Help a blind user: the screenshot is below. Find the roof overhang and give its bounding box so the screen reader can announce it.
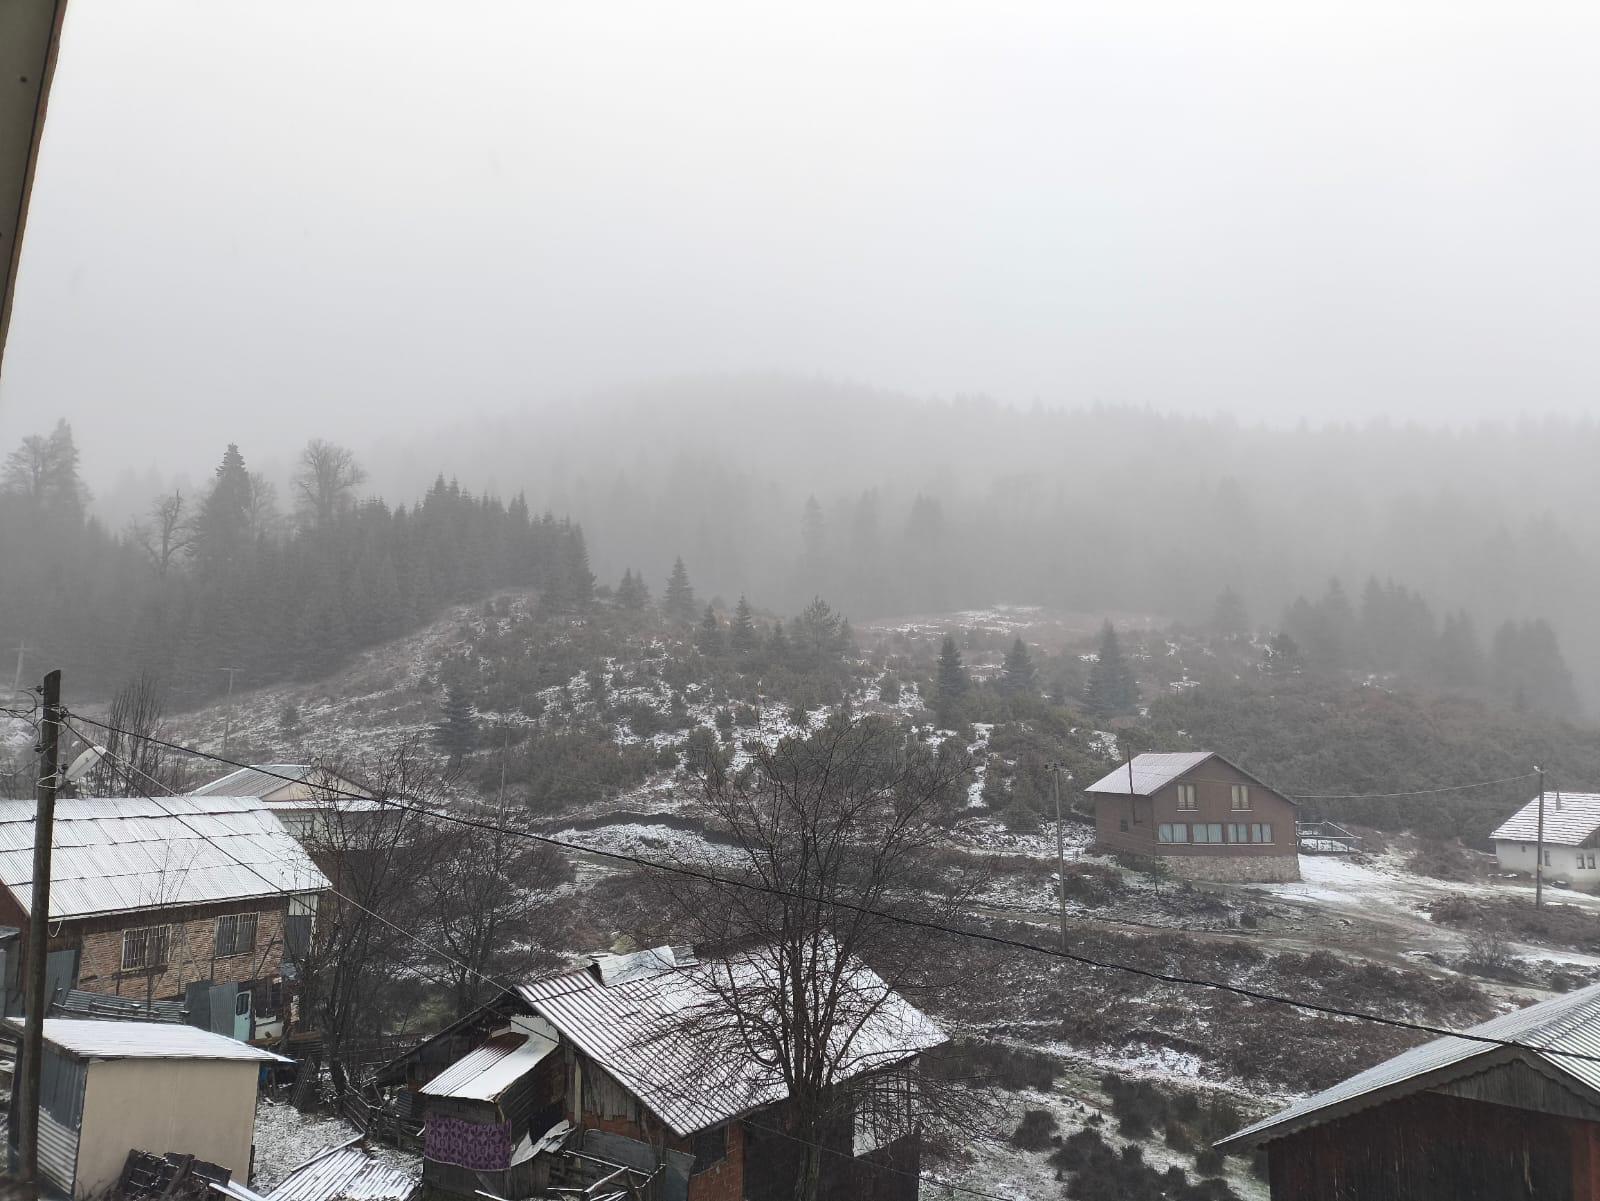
[1215,1045,1600,1153]
[0,0,67,370]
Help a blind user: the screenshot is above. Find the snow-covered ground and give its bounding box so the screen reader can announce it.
[252,1101,418,1188]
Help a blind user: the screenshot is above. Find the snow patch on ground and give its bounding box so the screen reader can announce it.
[252,1101,418,1188]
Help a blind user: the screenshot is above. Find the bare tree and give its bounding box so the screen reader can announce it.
[293,439,366,531]
[422,798,574,1017]
[85,673,177,796]
[129,491,190,577]
[654,713,981,1201]
[297,735,452,1095]
[244,471,282,540]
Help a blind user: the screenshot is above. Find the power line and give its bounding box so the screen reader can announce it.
[64,724,1017,1201]
[61,710,1600,1069]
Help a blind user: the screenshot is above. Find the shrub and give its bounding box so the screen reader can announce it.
[1011,1108,1059,1151]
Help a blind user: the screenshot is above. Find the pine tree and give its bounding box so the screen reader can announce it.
[730,595,757,654]
[698,604,725,655]
[1209,588,1250,641]
[1000,638,1037,697]
[1085,621,1139,717]
[617,568,650,610]
[664,557,697,622]
[935,635,968,725]
[434,683,478,767]
[1431,611,1485,690]
[1263,631,1303,676]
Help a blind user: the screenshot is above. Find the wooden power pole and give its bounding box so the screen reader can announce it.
[16,668,60,1185]
[1535,765,1546,910]
[1049,763,1068,952]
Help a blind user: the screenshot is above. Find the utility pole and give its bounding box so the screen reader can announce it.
[1049,762,1069,952]
[10,641,24,698]
[218,666,242,758]
[1535,765,1546,910]
[17,668,60,1185]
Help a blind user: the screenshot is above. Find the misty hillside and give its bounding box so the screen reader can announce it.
[368,376,1600,706]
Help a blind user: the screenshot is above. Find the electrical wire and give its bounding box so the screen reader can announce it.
[60,710,1600,1068]
[61,724,1017,1201]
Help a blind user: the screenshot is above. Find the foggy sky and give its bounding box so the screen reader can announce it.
[4,0,1600,487]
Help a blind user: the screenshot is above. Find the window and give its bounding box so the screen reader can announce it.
[1253,823,1273,844]
[1230,785,1251,811]
[121,925,170,971]
[1544,849,1553,867]
[1158,823,1188,844]
[1119,818,1130,833]
[1192,823,1224,844]
[1226,823,1248,844]
[690,1125,727,1173]
[1589,854,1597,870]
[215,912,258,958]
[1176,784,1197,811]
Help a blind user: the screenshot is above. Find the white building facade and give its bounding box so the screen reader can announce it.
[1490,791,1600,889]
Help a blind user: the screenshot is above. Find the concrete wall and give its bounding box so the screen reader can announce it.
[74,1057,259,1195]
[1496,840,1600,889]
[1165,853,1301,883]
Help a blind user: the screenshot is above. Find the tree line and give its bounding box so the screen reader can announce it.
[0,423,591,704]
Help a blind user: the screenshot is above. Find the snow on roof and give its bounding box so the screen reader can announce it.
[0,796,330,919]
[263,1139,419,1201]
[1083,752,1217,796]
[516,944,946,1137]
[419,1023,558,1101]
[191,765,318,798]
[1218,982,1600,1150]
[1491,792,1600,847]
[191,765,372,802]
[15,1017,290,1063]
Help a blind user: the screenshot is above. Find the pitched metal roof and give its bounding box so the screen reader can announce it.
[263,1139,419,1201]
[14,1017,290,1062]
[1491,792,1600,847]
[419,1024,558,1101]
[1217,982,1600,1150]
[515,945,946,1137]
[1083,751,1219,796]
[191,765,318,798]
[0,796,330,919]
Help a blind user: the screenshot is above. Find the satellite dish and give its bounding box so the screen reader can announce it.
[64,745,107,784]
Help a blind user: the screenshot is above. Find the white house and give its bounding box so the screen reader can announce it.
[1490,791,1600,888]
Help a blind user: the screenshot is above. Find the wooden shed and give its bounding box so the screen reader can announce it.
[1217,982,1600,1200]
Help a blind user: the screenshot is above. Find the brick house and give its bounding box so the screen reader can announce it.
[375,945,944,1201]
[0,796,329,1035]
[1086,751,1300,882]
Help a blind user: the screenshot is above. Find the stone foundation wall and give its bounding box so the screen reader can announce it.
[1164,854,1301,883]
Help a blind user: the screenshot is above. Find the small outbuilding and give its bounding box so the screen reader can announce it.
[1491,791,1600,888]
[8,1017,287,1198]
[1217,982,1600,1200]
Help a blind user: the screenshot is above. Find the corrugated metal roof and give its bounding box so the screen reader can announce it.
[1491,792,1600,847]
[12,1017,290,1062]
[1218,982,1600,1150]
[190,765,316,798]
[0,796,330,919]
[419,1026,558,1101]
[516,945,946,1137]
[1084,752,1217,796]
[265,1139,419,1201]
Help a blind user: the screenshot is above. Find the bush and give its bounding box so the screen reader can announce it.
[1011,1108,1059,1151]
[923,1038,1059,1091]
[1194,1147,1226,1177]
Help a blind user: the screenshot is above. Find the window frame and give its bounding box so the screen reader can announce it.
[1230,784,1251,811]
[690,1124,728,1174]
[1252,823,1273,844]
[1158,823,1189,844]
[1175,784,1198,812]
[1192,823,1224,844]
[121,924,171,971]
[215,911,259,959]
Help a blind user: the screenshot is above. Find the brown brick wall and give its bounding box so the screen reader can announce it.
[688,1121,744,1201]
[1093,757,1299,870]
[71,901,288,1000]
